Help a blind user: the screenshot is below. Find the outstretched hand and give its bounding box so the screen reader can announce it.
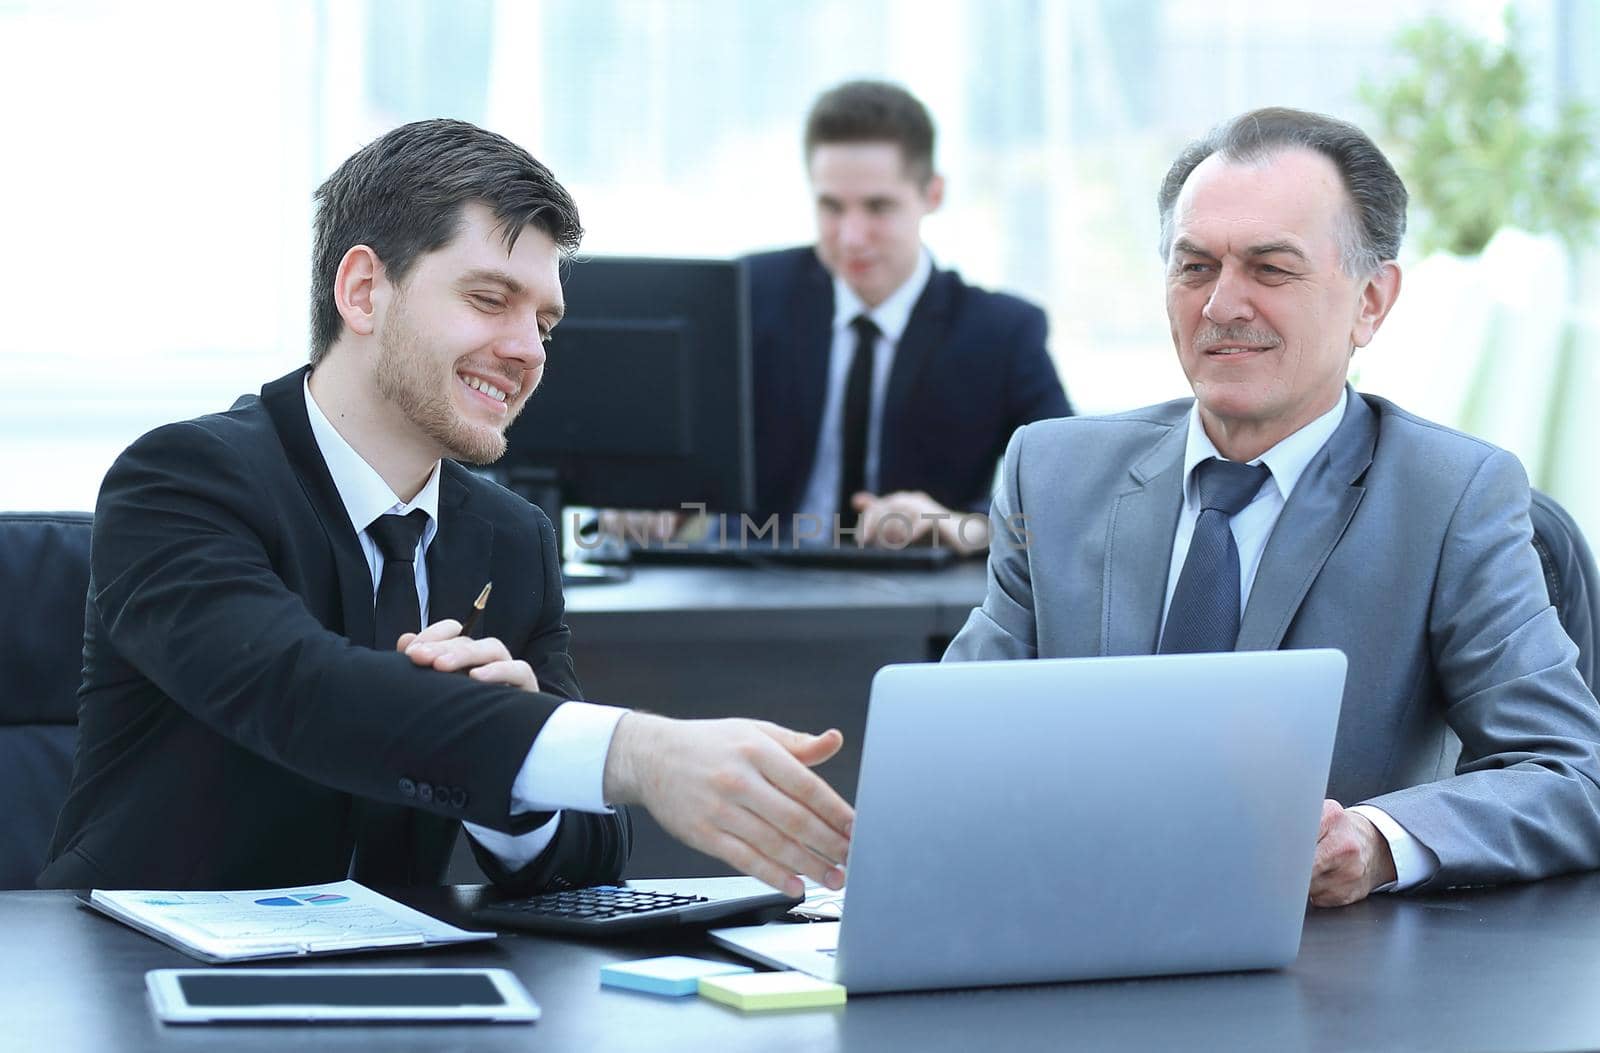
[602,714,853,897]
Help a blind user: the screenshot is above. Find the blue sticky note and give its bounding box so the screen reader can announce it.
[600,956,754,997]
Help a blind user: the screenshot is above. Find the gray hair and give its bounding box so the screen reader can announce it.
[1156,107,1407,277]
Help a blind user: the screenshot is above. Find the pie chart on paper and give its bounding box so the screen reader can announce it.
[253,893,352,907]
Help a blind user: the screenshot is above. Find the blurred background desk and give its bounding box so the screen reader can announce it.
[454,561,988,881]
[11,873,1600,1052]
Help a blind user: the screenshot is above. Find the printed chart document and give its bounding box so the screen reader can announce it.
[84,880,494,963]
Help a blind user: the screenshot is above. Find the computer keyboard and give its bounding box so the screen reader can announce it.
[473,883,802,937]
[626,538,961,571]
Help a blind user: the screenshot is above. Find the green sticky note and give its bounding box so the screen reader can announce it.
[698,970,847,1011]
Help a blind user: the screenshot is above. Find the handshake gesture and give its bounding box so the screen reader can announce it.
[604,715,852,897]
[398,618,852,896]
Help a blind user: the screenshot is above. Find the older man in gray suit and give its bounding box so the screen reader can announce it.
[946,107,1600,907]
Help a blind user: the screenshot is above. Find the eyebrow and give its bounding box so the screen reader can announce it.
[1245,241,1310,263]
[459,268,526,295]
[1171,238,1216,260]
[1170,238,1310,264]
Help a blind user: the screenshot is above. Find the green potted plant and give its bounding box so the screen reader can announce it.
[1362,11,1600,258]
[1355,12,1600,535]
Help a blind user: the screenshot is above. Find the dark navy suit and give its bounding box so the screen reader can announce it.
[746,247,1071,515]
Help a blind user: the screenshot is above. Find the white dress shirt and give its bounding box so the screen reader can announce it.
[797,250,934,521]
[303,379,626,872]
[1161,391,1438,892]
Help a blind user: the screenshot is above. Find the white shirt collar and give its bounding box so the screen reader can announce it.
[1181,388,1348,507]
[302,375,442,542]
[831,248,933,344]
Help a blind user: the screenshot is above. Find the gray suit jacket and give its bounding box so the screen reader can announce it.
[946,390,1600,889]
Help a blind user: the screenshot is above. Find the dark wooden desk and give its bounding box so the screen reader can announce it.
[10,875,1600,1051]
[451,562,987,881]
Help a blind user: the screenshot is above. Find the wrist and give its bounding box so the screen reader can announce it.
[1353,812,1398,890]
[601,711,652,805]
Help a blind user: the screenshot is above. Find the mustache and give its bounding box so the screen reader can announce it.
[1194,324,1281,350]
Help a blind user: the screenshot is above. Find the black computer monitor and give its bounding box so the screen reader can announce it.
[496,256,755,575]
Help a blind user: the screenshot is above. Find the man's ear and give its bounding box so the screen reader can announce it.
[1352,261,1401,348]
[922,172,946,213]
[333,245,384,339]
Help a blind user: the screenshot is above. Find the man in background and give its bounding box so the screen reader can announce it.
[41,119,851,898]
[745,80,1071,551]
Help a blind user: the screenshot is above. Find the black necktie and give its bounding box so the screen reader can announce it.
[367,509,430,652]
[351,509,430,885]
[1158,459,1271,655]
[838,314,880,526]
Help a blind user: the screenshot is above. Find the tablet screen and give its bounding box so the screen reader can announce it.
[176,972,507,1008]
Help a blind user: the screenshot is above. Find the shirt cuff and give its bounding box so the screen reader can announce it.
[464,814,561,872]
[511,700,629,814]
[1349,804,1439,892]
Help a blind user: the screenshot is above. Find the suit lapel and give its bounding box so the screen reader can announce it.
[1237,392,1376,651]
[1103,416,1189,656]
[878,266,953,484]
[786,254,835,506]
[259,368,377,647]
[426,467,494,630]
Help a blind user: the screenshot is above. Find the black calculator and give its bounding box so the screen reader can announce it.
[473,878,802,937]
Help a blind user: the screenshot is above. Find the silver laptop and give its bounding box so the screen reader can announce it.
[713,649,1346,993]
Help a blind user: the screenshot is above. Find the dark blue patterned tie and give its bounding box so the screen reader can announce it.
[1159,458,1271,655]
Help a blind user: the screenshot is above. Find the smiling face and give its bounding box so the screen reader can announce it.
[371,201,564,464]
[1164,148,1398,460]
[810,141,942,308]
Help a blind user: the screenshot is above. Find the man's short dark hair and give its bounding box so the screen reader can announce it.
[309,118,583,365]
[804,80,936,186]
[1156,107,1408,276]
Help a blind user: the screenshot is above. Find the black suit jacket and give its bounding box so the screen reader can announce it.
[40,368,629,891]
[746,247,1072,515]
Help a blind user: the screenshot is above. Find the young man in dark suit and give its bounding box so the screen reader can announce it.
[40,120,852,896]
[747,80,1071,551]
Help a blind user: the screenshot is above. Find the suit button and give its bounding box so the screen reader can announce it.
[449,788,468,809]
[418,781,434,803]
[398,778,416,799]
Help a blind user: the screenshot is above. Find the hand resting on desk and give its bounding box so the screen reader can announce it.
[1309,799,1397,908]
[850,490,989,555]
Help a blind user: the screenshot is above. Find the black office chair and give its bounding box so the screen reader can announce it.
[1530,489,1599,694]
[0,512,92,888]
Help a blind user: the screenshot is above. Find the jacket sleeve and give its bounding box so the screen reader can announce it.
[91,421,565,833]
[1004,304,1071,428]
[1362,449,1600,887]
[944,426,1042,662]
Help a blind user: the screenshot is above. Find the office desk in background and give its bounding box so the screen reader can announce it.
[452,561,988,882]
[9,875,1600,1052]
